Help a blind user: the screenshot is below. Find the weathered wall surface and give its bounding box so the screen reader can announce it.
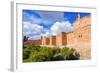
[56,34,62,47]
[23,40,42,46]
[67,15,91,60]
[41,37,50,46]
[56,32,67,47]
[67,32,75,46]
[50,36,56,46]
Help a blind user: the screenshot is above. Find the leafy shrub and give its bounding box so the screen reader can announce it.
[68,52,80,60]
[29,52,47,62]
[52,47,60,55]
[27,45,40,52]
[61,47,76,60]
[39,47,54,61]
[23,46,80,62]
[23,48,30,59]
[29,47,54,62]
[53,53,64,61]
[23,59,30,62]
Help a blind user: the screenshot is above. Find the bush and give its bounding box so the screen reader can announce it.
[68,52,80,60]
[29,52,47,62]
[39,47,54,61]
[23,46,80,62]
[53,53,64,61]
[52,47,60,55]
[27,45,40,52]
[23,48,30,59]
[29,47,54,62]
[61,47,76,60]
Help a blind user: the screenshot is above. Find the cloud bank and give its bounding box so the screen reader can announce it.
[50,21,72,36]
[22,10,74,40]
[23,21,72,40]
[23,22,45,40]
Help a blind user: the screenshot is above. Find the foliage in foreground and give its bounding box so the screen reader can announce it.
[23,45,80,62]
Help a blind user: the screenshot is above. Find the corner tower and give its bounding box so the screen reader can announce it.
[73,14,81,30]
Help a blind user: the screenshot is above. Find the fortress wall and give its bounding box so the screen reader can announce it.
[50,36,56,46]
[69,15,91,60]
[24,40,42,46]
[41,37,50,46]
[61,32,67,46]
[67,32,75,46]
[80,16,91,28]
[73,26,91,44]
[41,37,45,45]
[45,37,50,45]
[56,35,62,46]
[56,32,67,46]
[71,25,91,60]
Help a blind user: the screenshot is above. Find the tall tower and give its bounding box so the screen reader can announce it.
[77,14,81,21]
[72,14,81,31]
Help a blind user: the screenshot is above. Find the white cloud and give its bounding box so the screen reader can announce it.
[34,11,64,25]
[23,22,45,40]
[23,11,42,24]
[23,21,72,40]
[50,21,72,36]
[41,30,51,37]
[28,35,41,40]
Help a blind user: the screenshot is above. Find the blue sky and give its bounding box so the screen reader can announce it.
[22,10,90,40]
